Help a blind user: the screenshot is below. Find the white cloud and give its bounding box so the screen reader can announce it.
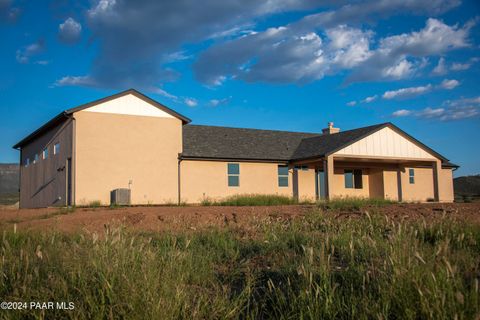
[54,75,96,87]
[150,87,178,100]
[184,97,198,107]
[346,101,357,106]
[381,59,415,79]
[361,95,377,103]
[392,109,412,117]
[450,62,471,71]
[383,84,433,99]
[439,79,460,90]
[378,18,471,57]
[432,57,447,75]
[391,96,480,121]
[58,17,82,44]
[326,25,373,68]
[56,0,465,89]
[348,18,473,83]
[16,40,45,64]
[381,78,459,100]
[209,97,231,107]
[59,0,325,90]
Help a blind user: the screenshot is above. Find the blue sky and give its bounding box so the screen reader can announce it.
[0,0,479,176]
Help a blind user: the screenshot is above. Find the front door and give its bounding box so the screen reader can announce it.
[315,170,326,200]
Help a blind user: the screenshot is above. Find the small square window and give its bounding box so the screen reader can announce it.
[278,176,289,187]
[54,143,60,155]
[25,158,30,167]
[278,165,289,176]
[33,154,39,164]
[228,163,240,187]
[228,163,239,175]
[228,175,239,187]
[42,147,48,160]
[409,168,415,184]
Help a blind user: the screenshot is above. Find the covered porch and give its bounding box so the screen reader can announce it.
[291,155,446,202]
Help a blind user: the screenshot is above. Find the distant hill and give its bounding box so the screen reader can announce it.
[454,175,480,196]
[0,163,19,194]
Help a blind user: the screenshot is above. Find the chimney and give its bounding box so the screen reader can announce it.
[322,122,340,135]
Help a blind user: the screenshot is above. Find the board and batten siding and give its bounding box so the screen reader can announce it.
[83,93,176,118]
[19,118,74,208]
[334,127,436,159]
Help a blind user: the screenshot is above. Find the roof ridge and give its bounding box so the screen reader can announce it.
[185,124,320,135]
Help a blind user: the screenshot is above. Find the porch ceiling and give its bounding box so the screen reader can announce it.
[291,155,437,168]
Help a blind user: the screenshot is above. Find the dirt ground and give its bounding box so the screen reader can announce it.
[0,202,479,234]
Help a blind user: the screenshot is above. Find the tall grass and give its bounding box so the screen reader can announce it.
[0,211,478,319]
[318,196,396,211]
[201,194,313,206]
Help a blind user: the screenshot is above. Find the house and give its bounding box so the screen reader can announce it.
[13,89,458,208]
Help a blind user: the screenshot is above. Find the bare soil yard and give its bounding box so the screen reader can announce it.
[1,202,479,234]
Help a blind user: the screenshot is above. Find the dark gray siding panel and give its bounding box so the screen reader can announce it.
[19,118,73,208]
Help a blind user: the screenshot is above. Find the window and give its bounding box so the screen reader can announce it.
[278,165,289,187]
[42,147,48,160]
[54,142,60,155]
[33,154,39,164]
[227,163,239,187]
[344,169,363,189]
[409,168,415,184]
[25,158,30,167]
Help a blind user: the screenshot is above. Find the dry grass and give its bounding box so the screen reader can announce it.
[0,208,478,319]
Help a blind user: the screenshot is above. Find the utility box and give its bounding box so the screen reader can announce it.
[110,188,131,206]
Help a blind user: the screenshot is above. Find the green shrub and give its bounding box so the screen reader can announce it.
[201,194,313,206]
[87,200,101,208]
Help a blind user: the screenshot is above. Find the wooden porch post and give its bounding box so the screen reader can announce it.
[292,168,299,201]
[433,160,441,202]
[396,166,403,202]
[323,155,334,200]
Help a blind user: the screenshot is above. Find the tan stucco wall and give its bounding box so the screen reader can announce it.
[438,168,454,202]
[180,160,293,203]
[400,166,435,202]
[368,169,384,199]
[296,168,316,201]
[74,111,182,205]
[324,160,453,202]
[382,169,399,201]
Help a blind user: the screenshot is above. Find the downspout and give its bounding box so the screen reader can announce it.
[177,154,182,205]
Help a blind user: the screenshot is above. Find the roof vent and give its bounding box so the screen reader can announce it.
[322,122,340,135]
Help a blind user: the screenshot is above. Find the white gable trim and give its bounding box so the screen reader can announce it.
[334,126,437,160]
[82,93,175,118]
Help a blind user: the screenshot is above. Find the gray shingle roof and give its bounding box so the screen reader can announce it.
[182,123,457,167]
